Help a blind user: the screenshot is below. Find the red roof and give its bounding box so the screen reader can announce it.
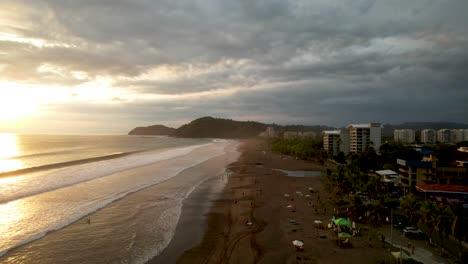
[416,184,468,194]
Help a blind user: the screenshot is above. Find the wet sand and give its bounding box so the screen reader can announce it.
[174,139,393,264]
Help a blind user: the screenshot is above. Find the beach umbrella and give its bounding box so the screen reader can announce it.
[391,251,410,260]
[333,218,351,226]
[338,232,352,239]
[292,240,304,247]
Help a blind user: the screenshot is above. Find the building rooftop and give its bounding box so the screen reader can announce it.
[419,150,434,155]
[375,170,398,176]
[416,184,468,194]
[323,130,341,135]
[349,124,371,128]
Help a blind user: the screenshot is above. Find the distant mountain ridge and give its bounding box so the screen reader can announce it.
[128,119,468,138]
[128,116,333,138]
[128,125,175,135]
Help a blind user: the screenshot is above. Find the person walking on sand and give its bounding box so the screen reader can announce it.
[408,240,411,249]
[87,218,91,225]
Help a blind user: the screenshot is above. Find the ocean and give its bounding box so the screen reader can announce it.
[0,134,240,263]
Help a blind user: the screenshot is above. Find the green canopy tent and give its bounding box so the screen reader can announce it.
[333,218,351,226]
[391,251,411,260]
[338,232,352,239]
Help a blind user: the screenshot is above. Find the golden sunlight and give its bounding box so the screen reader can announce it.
[0,84,38,122]
[0,133,22,173]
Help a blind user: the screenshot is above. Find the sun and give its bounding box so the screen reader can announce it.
[0,84,38,122]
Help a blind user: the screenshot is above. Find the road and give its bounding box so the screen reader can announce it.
[377,225,457,264]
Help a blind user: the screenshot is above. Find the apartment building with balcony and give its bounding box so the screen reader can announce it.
[421,129,436,144]
[394,129,415,144]
[322,123,381,157]
[323,130,341,157]
[348,123,381,154]
[397,159,434,193]
[453,129,468,143]
[437,129,453,143]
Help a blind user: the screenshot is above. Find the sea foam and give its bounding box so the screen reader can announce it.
[0,141,237,260]
[0,143,210,203]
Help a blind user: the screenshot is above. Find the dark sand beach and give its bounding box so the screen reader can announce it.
[170,139,393,264]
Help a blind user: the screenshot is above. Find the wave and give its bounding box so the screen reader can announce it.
[0,144,211,204]
[7,146,90,160]
[0,151,139,178]
[0,142,238,261]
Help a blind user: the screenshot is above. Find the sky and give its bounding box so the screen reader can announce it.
[1,0,467,134]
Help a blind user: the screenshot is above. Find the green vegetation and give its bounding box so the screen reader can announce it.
[325,163,400,225]
[270,138,325,161]
[327,164,468,258]
[425,141,468,165]
[128,124,175,135]
[130,116,332,138]
[171,116,267,138]
[267,134,467,259]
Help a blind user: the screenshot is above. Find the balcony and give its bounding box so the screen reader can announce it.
[400,178,410,186]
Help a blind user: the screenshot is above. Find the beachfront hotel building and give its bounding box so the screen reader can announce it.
[347,123,382,154]
[323,123,381,156]
[437,129,453,143]
[421,129,436,144]
[394,129,415,144]
[323,130,341,157]
[453,129,468,143]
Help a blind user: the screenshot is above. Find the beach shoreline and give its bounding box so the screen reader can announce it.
[173,138,394,264]
[0,141,239,264]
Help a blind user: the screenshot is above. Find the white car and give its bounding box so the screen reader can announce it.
[403,227,423,237]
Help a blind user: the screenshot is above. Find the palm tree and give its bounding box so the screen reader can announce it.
[368,199,385,224]
[400,194,421,225]
[418,200,440,241]
[436,205,453,253]
[446,203,467,258]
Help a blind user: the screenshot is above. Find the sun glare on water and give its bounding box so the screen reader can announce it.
[0,133,23,173]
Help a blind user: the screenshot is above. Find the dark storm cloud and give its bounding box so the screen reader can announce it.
[2,0,468,132]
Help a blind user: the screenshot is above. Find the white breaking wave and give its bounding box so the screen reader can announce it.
[0,143,210,203]
[0,141,238,259]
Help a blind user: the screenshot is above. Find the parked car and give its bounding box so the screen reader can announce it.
[403,227,423,238]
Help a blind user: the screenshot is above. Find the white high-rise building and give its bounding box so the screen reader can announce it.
[394,129,415,144]
[437,129,453,143]
[348,123,382,154]
[421,129,436,144]
[339,128,350,155]
[453,129,468,143]
[322,123,382,156]
[323,130,341,157]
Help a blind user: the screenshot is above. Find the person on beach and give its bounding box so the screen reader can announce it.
[87,218,91,225]
[411,246,415,255]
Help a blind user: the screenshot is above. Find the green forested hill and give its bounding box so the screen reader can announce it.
[128,125,175,135]
[170,116,268,138]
